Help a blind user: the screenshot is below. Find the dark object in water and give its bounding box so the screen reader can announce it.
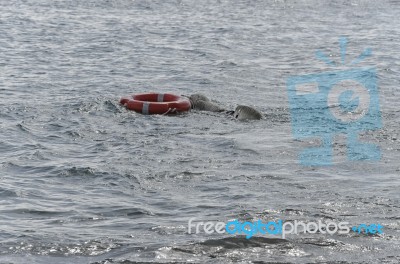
[233,105,263,120]
[188,94,225,112]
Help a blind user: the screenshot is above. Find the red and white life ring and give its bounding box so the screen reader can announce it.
[120,93,191,115]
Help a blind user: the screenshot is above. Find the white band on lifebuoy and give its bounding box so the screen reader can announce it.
[142,102,150,114]
[157,93,164,102]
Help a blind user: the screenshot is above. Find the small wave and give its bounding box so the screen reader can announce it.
[2,208,71,217]
[166,236,293,262]
[99,208,155,218]
[198,236,288,248]
[0,187,18,198]
[3,162,58,175]
[16,123,31,133]
[1,239,120,257]
[75,98,122,115]
[58,166,98,177]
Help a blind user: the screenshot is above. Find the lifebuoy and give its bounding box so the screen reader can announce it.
[120,93,191,115]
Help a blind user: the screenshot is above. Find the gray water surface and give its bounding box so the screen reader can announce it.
[1,0,400,263]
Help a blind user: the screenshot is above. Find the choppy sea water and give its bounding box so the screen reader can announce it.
[1,0,400,263]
